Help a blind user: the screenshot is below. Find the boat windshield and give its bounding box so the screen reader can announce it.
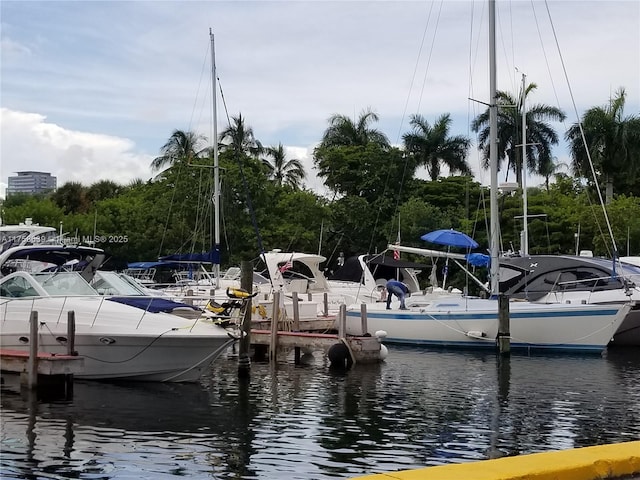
[92,271,145,296]
[32,272,98,296]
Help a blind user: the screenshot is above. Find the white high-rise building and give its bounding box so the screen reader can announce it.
[6,171,57,195]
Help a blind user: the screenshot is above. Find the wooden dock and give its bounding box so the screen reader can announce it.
[0,311,83,394]
[0,349,84,376]
[246,297,385,368]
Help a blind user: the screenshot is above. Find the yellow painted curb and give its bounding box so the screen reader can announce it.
[353,441,640,480]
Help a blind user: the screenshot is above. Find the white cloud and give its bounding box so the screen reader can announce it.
[0,109,154,193]
[0,1,638,200]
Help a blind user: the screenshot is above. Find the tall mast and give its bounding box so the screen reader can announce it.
[520,72,529,255]
[210,28,220,287]
[489,0,500,295]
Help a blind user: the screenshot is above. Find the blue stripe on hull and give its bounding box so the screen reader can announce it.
[379,337,606,353]
[347,309,619,321]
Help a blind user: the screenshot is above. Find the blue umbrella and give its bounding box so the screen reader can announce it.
[466,253,490,267]
[421,229,479,249]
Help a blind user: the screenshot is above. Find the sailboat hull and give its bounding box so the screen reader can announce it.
[346,298,631,353]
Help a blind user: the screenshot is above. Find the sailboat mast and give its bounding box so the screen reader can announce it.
[489,0,500,295]
[521,73,529,255]
[210,28,220,287]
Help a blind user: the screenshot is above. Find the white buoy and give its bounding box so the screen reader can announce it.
[379,344,389,361]
[374,330,388,340]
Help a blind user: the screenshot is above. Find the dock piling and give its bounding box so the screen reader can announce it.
[27,311,38,389]
[238,260,253,377]
[497,294,511,355]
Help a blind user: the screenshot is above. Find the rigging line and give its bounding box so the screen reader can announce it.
[216,77,267,267]
[416,0,444,115]
[190,168,207,255]
[496,4,516,97]
[468,2,492,188]
[530,0,565,132]
[158,38,211,258]
[393,1,435,145]
[386,1,439,231]
[542,0,618,257]
[157,160,184,258]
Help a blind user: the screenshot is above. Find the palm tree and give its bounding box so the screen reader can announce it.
[565,87,640,203]
[471,82,566,186]
[402,113,471,181]
[219,113,263,159]
[151,130,208,172]
[318,108,390,149]
[262,143,306,189]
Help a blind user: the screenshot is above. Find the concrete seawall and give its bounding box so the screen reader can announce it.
[353,441,640,480]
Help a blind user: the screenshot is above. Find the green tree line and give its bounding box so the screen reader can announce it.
[2,86,639,281]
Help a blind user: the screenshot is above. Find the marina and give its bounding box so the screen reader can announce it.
[2,344,639,479]
[1,1,639,478]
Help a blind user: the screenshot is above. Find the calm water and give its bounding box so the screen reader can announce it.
[2,345,640,479]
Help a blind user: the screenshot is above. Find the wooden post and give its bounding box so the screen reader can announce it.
[338,304,346,339]
[323,292,329,317]
[292,292,300,365]
[292,292,301,364]
[67,311,76,356]
[185,289,194,306]
[270,291,281,362]
[27,311,38,389]
[292,292,300,331]
[66,310,76,396]
[238,261,253,377]
[360,303,368,335]
[497,293,511,355]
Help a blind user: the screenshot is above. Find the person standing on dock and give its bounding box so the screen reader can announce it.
[386,279,409,310]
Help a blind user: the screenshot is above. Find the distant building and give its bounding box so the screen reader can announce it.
[6,171,57,195]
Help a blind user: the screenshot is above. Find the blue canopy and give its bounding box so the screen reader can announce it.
[466,253,490,267]
[107,297,199,313]
[421,229,479,249]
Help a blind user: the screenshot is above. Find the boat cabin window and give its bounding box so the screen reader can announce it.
[0,275,39,298]
[526,267,622,293]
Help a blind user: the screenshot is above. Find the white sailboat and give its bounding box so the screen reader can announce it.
[344,0,632,353]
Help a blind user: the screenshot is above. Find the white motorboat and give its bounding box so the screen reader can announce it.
[257,250,431,310]
[0,217,62,254]
[0,245,235,382]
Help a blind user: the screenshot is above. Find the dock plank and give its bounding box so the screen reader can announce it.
[0,349,85,375]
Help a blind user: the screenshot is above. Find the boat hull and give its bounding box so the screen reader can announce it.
[1,297,235,382]
[346,297,631,353]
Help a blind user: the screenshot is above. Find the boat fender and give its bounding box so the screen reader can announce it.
[226,287,258,299]
[466,330,487,339]
[328,342,353,370]
[379,344,389,361]
[374,330,388,340]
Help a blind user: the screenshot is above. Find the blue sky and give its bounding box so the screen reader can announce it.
[1,0,638,199]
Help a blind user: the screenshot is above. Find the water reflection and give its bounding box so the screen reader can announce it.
[2,346,639,479]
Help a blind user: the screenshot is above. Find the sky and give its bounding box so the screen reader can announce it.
[1,0,639,200]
